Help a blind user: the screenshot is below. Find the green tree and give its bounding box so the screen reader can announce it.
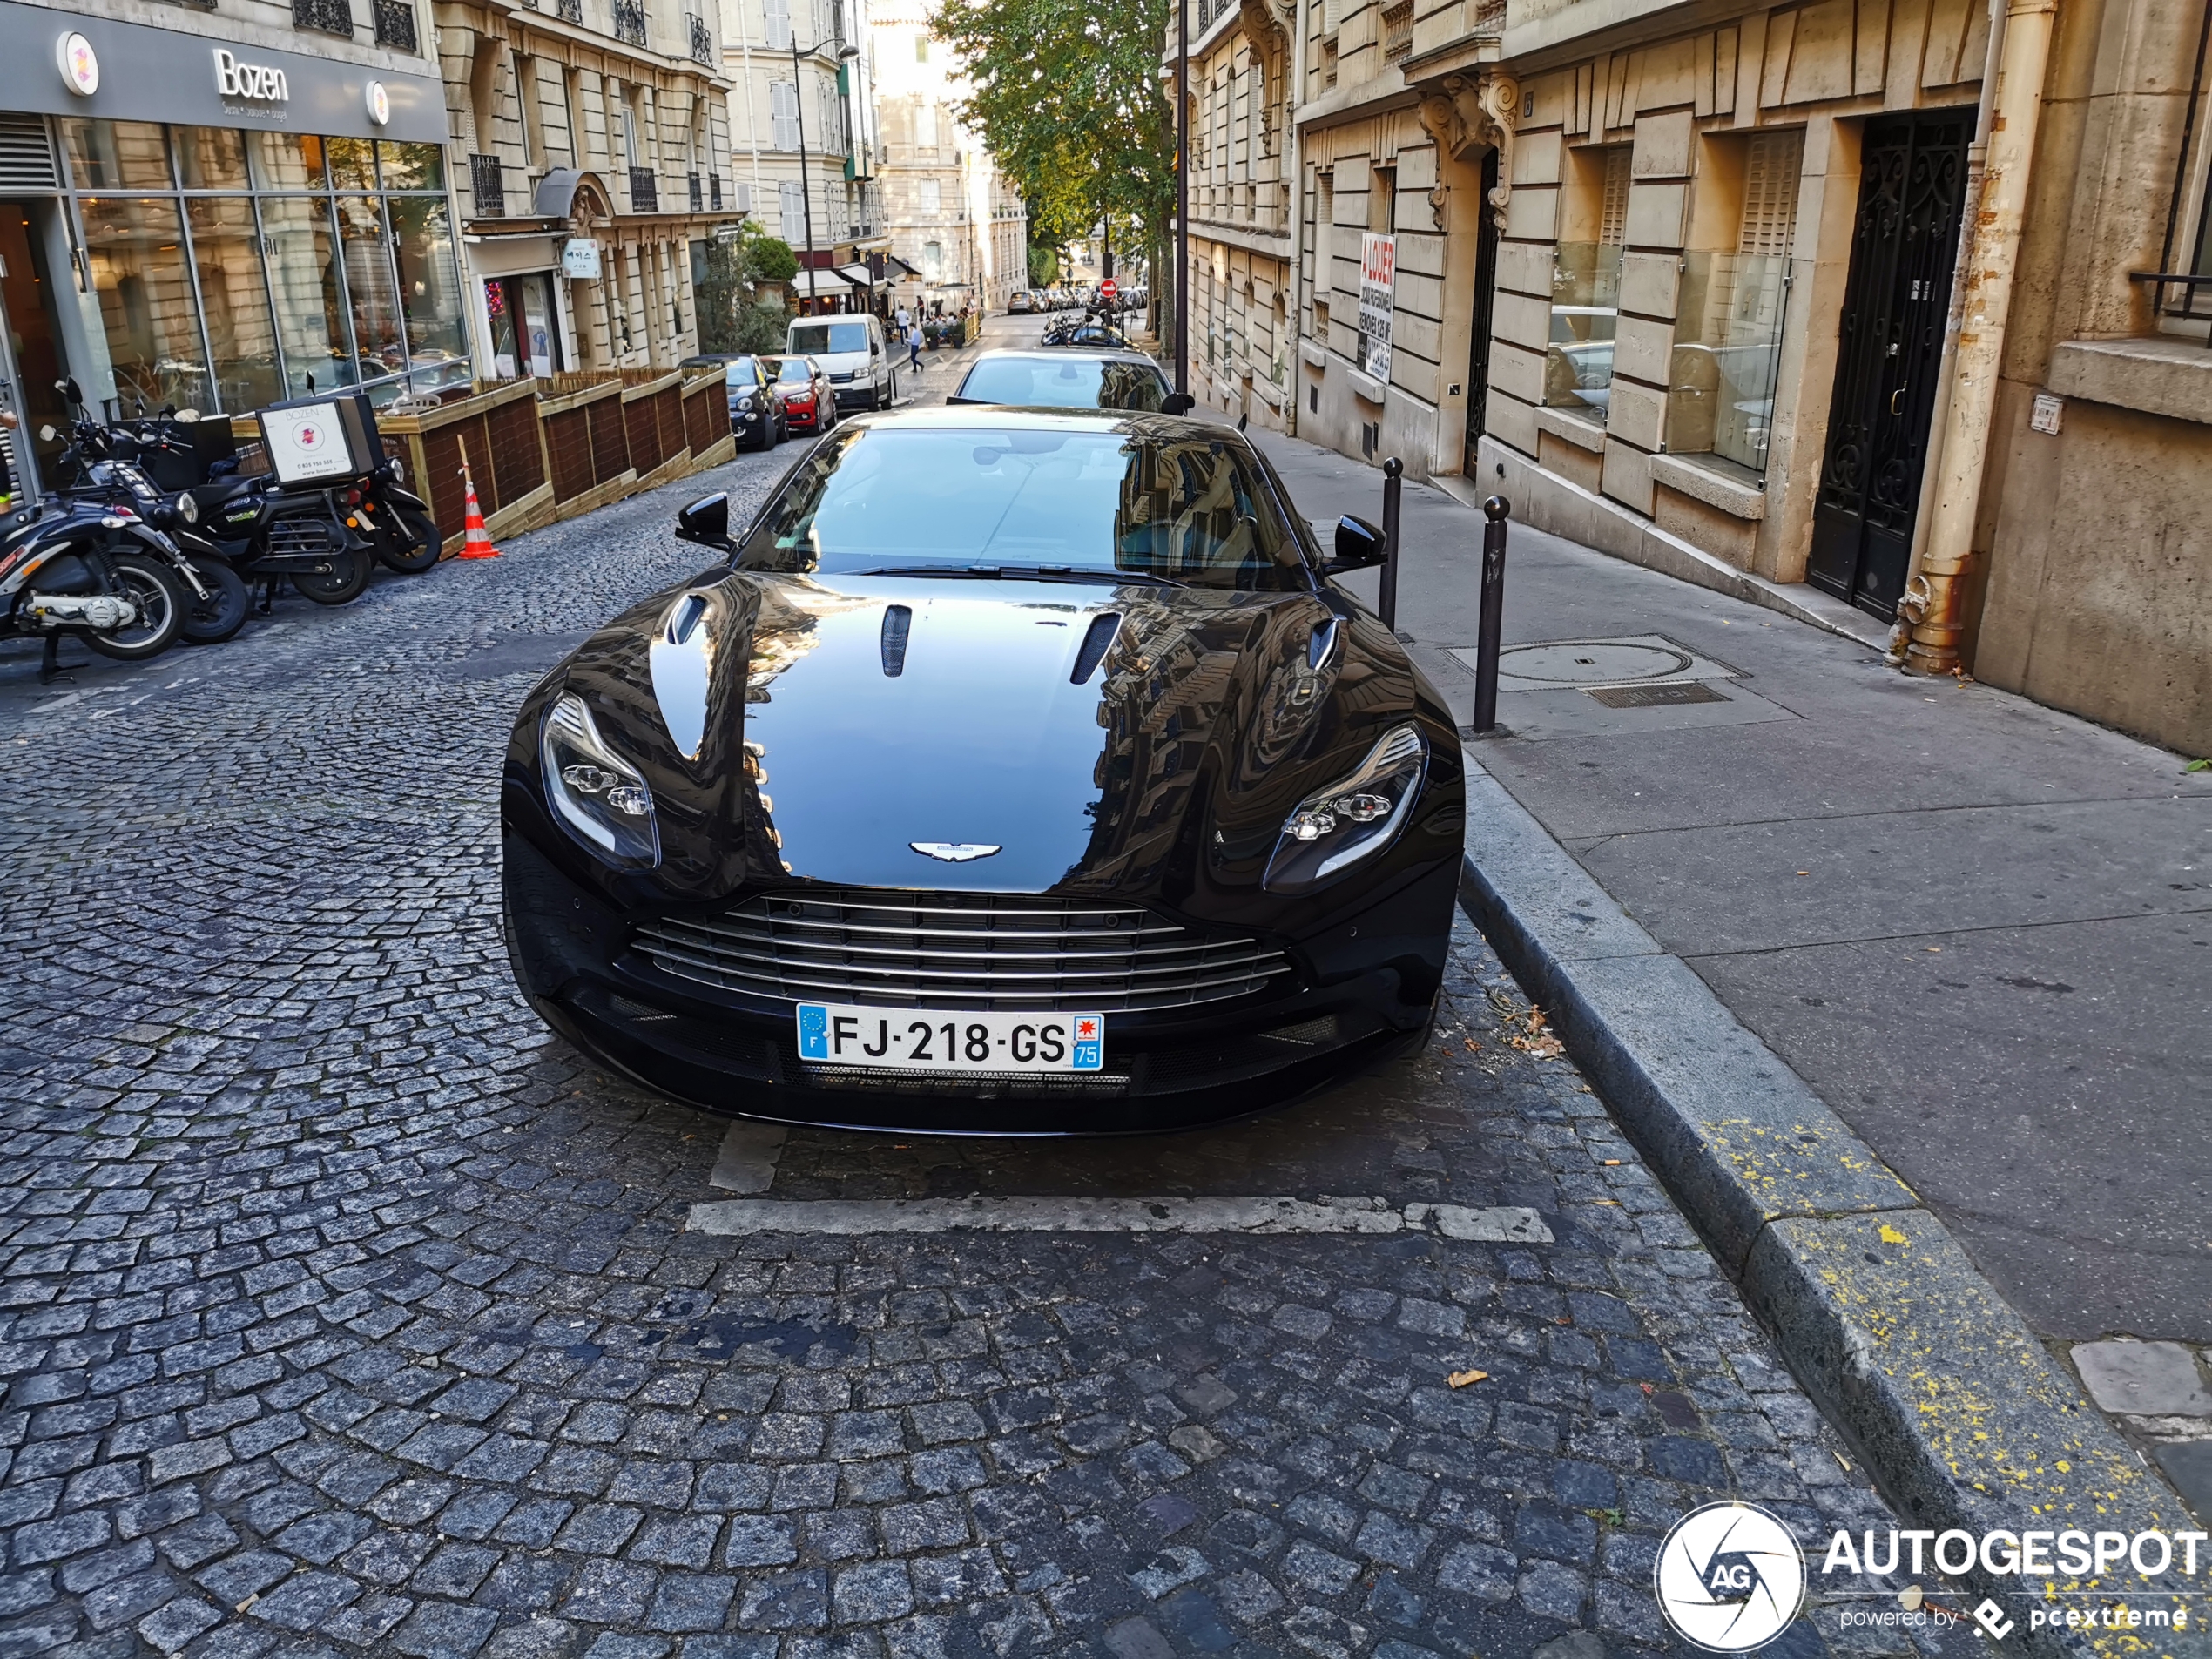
[928,0,1174,314]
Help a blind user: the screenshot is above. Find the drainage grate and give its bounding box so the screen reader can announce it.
[1585,681,1730,709]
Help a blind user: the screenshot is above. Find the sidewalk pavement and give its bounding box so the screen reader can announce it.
[1251,426,2212,1530]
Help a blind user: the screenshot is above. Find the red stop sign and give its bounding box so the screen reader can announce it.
[1099,280,1118,300]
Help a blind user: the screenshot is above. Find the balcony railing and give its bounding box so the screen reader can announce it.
[629,167,658,212]
[612,0,647,45]
[469,153,505,217]
[686,172,703,212]
[686,11,714,64]
[373,0,418,50]
[293,0,354,37]
[555,0,582,18]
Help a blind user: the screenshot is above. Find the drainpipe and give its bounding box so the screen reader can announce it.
[1899,0,2057,675]
[1891,0,2008,661]
[1285,3,1306,435]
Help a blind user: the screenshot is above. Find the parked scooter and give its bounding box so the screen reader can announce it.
[341,456,442,575]
[0,492,187,677]
[42,393,247,644]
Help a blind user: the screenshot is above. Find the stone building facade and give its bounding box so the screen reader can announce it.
[718,0,882,267]
[868,0,1023,314]
[1173,0,2211,753]
[437,0,736,374]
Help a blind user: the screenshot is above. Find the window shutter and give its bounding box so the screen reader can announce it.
[1321,0,1340,34]
[770,83,799,152]
[765,0,792,52]
[1600,147,1630,246]
[1737,130,1804,258]
[780,180,806,237]
[920,178,940,213]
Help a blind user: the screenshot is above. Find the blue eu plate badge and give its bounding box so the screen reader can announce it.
[798,1004,830,1061]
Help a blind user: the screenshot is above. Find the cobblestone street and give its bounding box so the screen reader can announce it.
[0,439,1950,1659]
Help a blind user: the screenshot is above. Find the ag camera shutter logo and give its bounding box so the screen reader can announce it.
[1655,1502,1808,1651]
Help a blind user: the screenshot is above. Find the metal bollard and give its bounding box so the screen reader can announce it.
[1471,494,1511,733]
[1378,456,1403,631]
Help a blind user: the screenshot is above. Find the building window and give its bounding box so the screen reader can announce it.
[765,0,792,51]
[916,33,930,62]
[2141,8,2212,334]
[1669,129,1803,472]
[780,180,807,239]
[923,239,942,277]
[60,121,463,411]
[771,83,801,152]
[1544,144,1630,423]
[919,178,941,214]
[916,101,938,153]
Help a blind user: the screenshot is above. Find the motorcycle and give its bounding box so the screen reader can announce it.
[0,492,187,677]
[41,396,247,645]
[340,457,442,575]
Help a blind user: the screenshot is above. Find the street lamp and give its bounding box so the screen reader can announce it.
[792,34,862,314]
[1174,0,1188,398]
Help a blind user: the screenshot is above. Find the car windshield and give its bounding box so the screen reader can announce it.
[724,360,759,387]
[736,425,1311,591]
[776,359,813,384]
[957,356,1167,411]
[790,322,870,354]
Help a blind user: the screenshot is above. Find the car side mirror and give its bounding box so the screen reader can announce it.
[1327,514,1387,573]
[675,491,733,550]
[1161,393,1196,415]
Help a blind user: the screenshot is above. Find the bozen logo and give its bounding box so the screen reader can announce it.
[214,50,290,104]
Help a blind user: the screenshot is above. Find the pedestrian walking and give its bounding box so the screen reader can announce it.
[907,321,923,374]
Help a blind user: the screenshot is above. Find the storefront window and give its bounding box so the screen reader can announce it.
[64,120,171,191]
[336,196,404,383]
[55,123,472,414]
[388,196,469,389]
[249,133,328,192]
[377,143,444,192]
[186,199,283,412]
[327,138,376,192]
[174,129,248,192]
[258,194,354,396]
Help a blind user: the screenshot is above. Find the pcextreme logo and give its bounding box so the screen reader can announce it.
[1654,1502,1809,1651]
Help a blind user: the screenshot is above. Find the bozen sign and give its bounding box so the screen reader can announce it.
[213,49,291,104]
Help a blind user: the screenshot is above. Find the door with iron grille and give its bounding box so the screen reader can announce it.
[1463,148,1501,474]
[1807,111,1973,620]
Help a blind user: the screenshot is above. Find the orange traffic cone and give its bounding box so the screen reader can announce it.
[458,467,500,560]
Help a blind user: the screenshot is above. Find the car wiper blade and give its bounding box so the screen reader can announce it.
[856,563,1187,588]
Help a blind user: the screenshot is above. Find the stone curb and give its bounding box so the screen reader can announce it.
[1453,746,2203,1657]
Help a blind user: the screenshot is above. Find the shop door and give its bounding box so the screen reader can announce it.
[516,274,559,376]
[0,201,71,498]
[1807,111,1973,620]
[1462,147,1501,474]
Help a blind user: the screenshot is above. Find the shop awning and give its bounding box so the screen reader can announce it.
[833,263,876,287]
[787,270,860,298]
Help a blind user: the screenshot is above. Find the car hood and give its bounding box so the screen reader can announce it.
[534,567,1439,905]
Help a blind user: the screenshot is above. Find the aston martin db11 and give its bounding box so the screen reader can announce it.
[501,407,1466,1132]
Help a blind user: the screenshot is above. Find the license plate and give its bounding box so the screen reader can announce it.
[796,1004,1103,1072]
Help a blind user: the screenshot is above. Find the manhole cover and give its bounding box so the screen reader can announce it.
[1496,640,1695,686]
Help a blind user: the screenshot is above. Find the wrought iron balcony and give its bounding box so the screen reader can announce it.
[293,0,354,37]
[612,0,646,45]
[686,12,714,64]
[555,0,582,18]
[628,167,658,212]
[469,153,505,218]
[687,172,703,212]
[373,0,418,50]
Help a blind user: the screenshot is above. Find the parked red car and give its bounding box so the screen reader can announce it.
[768,354,839,436]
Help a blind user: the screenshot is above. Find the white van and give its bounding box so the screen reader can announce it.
[786,314,896,413]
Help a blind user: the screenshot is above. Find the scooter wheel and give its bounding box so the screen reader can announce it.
[291,547,371,605]
[82,552,185,660]
[374,509,442,575]
[179,557,249,644]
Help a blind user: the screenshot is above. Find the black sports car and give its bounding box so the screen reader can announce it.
[501,408,1465,1133]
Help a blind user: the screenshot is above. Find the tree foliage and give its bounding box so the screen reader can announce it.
[927,0,1175,264]
[696,226,799,354]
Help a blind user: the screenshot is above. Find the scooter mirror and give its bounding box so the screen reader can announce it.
[175,408,201,424]
[37,425,54,442]
[62,378,81,403]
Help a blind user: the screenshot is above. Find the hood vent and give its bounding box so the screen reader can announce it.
[880,604,912,677]
[1070,611,1121,684]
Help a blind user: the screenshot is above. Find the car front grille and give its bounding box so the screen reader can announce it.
[633,888,1291,1013]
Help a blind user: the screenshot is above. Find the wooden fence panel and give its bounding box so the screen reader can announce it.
[625,395,664,477]
[544,406,596,505]
[588,395,630,487]
[652,386,685,462]
[682,377,720,455]
[486,395,546,503]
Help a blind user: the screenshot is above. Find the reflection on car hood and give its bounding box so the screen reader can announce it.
[548,568,1434,903]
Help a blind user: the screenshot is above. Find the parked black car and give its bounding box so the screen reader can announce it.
[500,407,1464,1134]
[682,354,787,450]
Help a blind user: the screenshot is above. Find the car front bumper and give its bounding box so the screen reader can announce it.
[502,828,1454,1135]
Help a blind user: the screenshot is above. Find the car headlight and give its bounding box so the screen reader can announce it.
[1263,725,1426,894]
[175,491,199,525]
[735,394,755,412]
[539,691,660,868]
